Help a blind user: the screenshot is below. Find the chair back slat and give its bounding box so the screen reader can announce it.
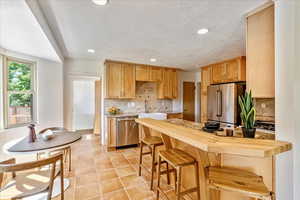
[160,134,173,150]
[0,153,62,173]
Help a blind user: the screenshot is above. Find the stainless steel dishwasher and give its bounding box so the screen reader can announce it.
[116,117,139,147]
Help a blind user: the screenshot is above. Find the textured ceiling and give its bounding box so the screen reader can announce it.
[38,0,268,70]
[0,0,60,62]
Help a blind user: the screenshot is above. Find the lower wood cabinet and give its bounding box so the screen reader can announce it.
[107,118,117,148]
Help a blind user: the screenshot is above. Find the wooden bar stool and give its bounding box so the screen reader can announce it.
[156,134,200,200]
[197,149,275,200]
[138,125,166,190]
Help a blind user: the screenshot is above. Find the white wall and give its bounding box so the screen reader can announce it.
[63,58,102,131]
[0,48,63,161]
[275,0,300,199]
[173,71,201,122]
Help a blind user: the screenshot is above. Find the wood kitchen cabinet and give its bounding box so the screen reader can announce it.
[135,65,149,81]
[105,61,136,99]
[107,117,117,149]
[211,57,246,84]
[200,66,212,122]
[136,65,162,82]
[246,5,274,98]
[150,67,162,81]
[158,68,178,99]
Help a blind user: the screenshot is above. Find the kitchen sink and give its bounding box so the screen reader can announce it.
[138,112,167,120]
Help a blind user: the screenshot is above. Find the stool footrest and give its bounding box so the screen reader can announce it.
[179,187,199,196]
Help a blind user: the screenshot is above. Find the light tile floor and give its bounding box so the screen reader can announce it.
[52,134,179,200]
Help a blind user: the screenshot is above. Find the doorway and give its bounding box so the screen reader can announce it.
[73,80,95,131]
[183,82,195,121]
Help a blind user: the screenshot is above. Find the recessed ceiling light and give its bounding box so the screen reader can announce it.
[88,49,95,53]
[197,28,209,35]
[92,0,108,6]
[150,58,157,62]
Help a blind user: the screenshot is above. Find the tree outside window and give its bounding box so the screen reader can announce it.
[4,58,36,128]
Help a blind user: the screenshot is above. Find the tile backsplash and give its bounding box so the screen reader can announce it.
[104,82,173,114]
[254,98,275,121]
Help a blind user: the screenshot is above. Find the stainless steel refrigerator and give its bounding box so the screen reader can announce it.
[207,83,245,125]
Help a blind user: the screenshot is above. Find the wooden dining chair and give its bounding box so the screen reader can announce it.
[37,127,72,172]
[0,153,64,200]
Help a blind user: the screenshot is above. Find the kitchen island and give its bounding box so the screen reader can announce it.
[136,118,292,200]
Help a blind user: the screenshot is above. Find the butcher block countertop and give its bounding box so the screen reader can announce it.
[135,118,292,157]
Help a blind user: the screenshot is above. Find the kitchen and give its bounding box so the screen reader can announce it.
[102,2,282,200]
[0,0,297,200]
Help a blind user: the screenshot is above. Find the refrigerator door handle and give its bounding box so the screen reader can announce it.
[217,90,222,117]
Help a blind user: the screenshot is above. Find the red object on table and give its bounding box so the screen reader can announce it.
[28,124,37,143]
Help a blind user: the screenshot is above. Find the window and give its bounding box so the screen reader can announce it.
[3,57,36,128]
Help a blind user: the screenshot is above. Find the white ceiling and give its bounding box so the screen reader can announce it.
[38,0,268,70]
[0,0,60,62]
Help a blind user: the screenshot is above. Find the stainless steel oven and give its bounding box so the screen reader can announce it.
[116,117,139,147]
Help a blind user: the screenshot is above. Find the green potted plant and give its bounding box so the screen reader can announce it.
[238,90,256,138]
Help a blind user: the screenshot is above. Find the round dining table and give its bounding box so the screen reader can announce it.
[3,132,82,200]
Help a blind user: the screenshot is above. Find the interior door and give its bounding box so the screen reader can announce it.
[183,82,195,121]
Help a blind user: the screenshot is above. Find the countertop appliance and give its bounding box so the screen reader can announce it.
[116,116,139,147]
[207,83,245,125]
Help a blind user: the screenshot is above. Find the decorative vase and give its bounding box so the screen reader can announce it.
[242,127,256,138]
[28,124,37,143]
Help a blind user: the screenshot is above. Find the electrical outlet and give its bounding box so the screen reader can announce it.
[261,103,266,109]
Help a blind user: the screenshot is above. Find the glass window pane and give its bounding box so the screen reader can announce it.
[7,61,31,92]
[8,93,33,126]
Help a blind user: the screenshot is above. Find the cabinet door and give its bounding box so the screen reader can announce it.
[121,64,136,98]
[136,65,149,81]
[201,66,212,122]
[150,67,162,81]
[247,5,274,97]
[106,62,122,98]
[171,69,178,99]
[212,63,226,84]
[107,118,116,147]
[225,60,239,82]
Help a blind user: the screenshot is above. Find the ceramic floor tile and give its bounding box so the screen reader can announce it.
[102,189,130,200]
[126,185,155,200]
[99,178,124,195]
[75,183,100,200]
[98,169,118,182]
[75,172,99,187]
[120,174,147,188]
[115,165,136,177]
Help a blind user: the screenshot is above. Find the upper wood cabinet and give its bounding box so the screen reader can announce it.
[211,57,246,84]
[121,63,136,98]
[136,65,149,81]
[200,66,212,122]
[157,68,178,99]
[105,61,136,99]
[136,65,162,82]
[150,67,162,81]
[246,5,275,98]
